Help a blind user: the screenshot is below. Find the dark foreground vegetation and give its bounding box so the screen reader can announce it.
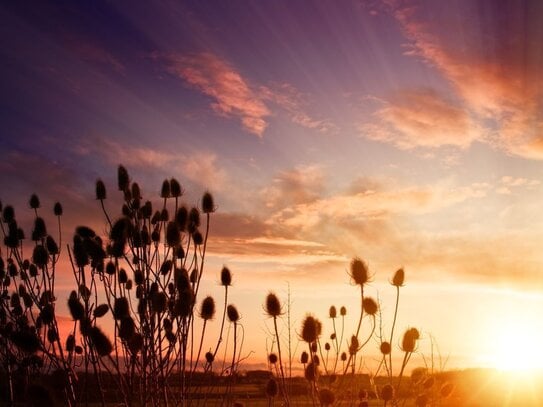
[0,166,465,406]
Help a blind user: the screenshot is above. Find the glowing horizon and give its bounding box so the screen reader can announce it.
[2,0,543,375]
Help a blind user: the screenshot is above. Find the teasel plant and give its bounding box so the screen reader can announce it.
[0,197,77,406]
[66,165,238,406]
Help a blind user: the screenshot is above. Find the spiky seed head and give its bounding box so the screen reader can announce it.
[380,342,391,355]
[192,230,203,245]
[119,268,128,284]
[301,351,309,364]
[2,205,15,223]
[176,206,188,230]
[47,327,58,343]
[105,261,115,275]
[350,257,369,286]
[88,326,113,356]
[202,191,215,213]
[349,335,360,355]
[53,202,63,216]
[330,333,336,340]
[221,266,232,286]
[68,291,84,320]
[113,297,130,320]
[266,378,278,397]
[227,304,240,322]
[265,292,282,317]
[128,333,143,354]
[200,296,216,320]
[117,165,129,191]
[29,194,40,209]
[152,292,167,314]
[32,245,49,268]
[205,351,214,364]
[319,389,335,406]
[131,182,141,200]
[40,303,54,324]
[46,236,59,255]
[188,207,200,233]
[32,217,47,241]
[160,260,172,276]
[340,352,347,362]
[311,342,318,353]
[392,268,405,287]
[325,342,331,351]
[362,297,378,316]
[160,179,171,198]
[170,178,182,197]
[119,316,136,340]
[174,288,194,318]
[93,304,109,318]
[66,334,75,352]
[301,315,320,343]
[304,362,318,382]
[340,306,347,316]
[381,384,394,401]
[96,179,106,200]
[166,221,180,247]
[329,305,337,319]
[160,208,169,222]
[268,353,278,364]
[401,327,420,352]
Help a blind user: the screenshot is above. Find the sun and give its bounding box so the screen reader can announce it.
[481,316,543,373]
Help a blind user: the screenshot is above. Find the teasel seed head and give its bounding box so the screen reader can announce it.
[304,362,318,382]
[301,315,321,343]
[93,304,109,318]
[152,292,167,314]
[205,351,214,364]
[53,202,63,216]
[311,342,318,353]
[160,179,171,198]
[170,178,182,197]
[188,207,200,232]
[392,267,405,287]
[32,217,47,241]
[325,342,331,351]
[227,304,240,322]
[340,306,347,316]
[3,205,15,223]
[265,292,282,317]
[362,297,378,316]
[221,266,232,286]
[329,305,337,319]
[190,268,198,284]
[46,236,59,255]
[350,257,369,286]
[319,389,335,406]
[119,316,136,340]
[160,208,169,222]
[128,332,143,355]
[340,352,347,362]
[202,191,215,213]
[68,291,84,321]
[176,206,188,230]
[113,297,130,320]
[119,268,128,284]
[66,334,75,352]
[192,230,203,245]
[96,179,106,200]
[29,194,40,209]
[88,326,113,356]
[401,327,420,353]
[268,353,278,364]
[380,341,391,355]
[166,221,180,247]
[266,378,278,398]
[32,245,49,268]
[117,165,129,191]
[380,384,394,402]
[349,335,360,355]
[300,351,309,364]
[200,296,216,320]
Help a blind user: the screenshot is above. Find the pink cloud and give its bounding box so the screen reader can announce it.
[160,52,270,136]
[381,0,543,158]
[362,88,482,149]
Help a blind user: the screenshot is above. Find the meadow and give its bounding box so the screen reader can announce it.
[0,167,539,406]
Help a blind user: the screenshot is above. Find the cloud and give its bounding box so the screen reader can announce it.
[380,0,543,159]
[159,52,270,136]
[76,136,227,191]
[361,88,482,149]
[158,52,336,136]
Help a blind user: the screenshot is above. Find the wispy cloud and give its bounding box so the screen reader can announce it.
[158,52,336,136]
[361,88,482,149]
[378,0,543,159]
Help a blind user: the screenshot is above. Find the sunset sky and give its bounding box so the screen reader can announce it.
[2,0,543,372]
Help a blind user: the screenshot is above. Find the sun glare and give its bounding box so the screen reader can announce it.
[482,316,543,373]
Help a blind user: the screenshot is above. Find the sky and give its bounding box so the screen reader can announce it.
[2,0,543,372]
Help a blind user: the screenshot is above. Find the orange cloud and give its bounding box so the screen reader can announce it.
[362,88,481,149]
[382,0,543,158]
[160,52,270,136]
